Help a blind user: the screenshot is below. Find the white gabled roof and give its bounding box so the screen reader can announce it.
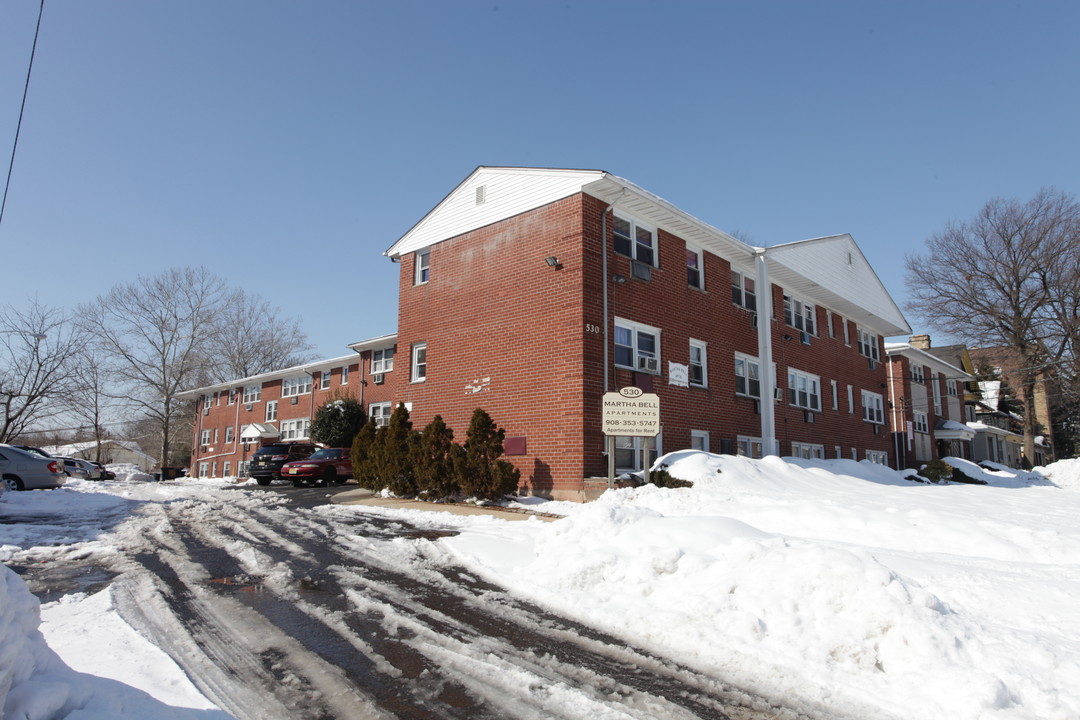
[884,342,973,379]
[386,166,909,337]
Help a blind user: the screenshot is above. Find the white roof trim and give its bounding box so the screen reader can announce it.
[884,343,973,379]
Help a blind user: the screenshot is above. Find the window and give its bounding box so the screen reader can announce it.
[213,428,218,444]
[614,318,660,373]
[831,380,839,410]
[862,390,884,424]
[690,430,710,452]
[913,411,929,434]
[791,442,825,459]
[689,340,707,387]
[370,402,392,427]
[211,461,217,477]
[415,248,430,284]
[947,379,958,397]
[225,426,234,444]
[826,310,836,338]
[242,385,261,404]
[737,436,764,459]
[847,384,854,413]
[932,376,942,415]
[783,295,816,335]
[216,392,222,406]
[686,246,703,289]
[858,328,880,362]
[281,375,313,397]
[911,364,925,383]
[731,270,756,311]
[223,461,231,477]
[614,435,659,472]
[238,460,249,477]
[734,353,761,398]
[787,369,821,411]
[842,316,851,346]
[341,366,349,385]
[202,394,212,415]
[198,462,209,478]
[228,389,237,405]
[411,343,427,382]
[612,213,656,266]
[372,348,394,373]
[200,429,211,449]
[265,400,278,422]
[280,418,310,440]
[865,450,888,465]
[320,370,331,390]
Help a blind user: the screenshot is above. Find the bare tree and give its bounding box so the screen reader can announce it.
[905,187,1080,463]
[64,346,114,462]
[80,267,227,467]
[0,300,87,443]
[210,288,314,381]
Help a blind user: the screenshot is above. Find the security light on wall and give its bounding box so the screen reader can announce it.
[545,256,560,268]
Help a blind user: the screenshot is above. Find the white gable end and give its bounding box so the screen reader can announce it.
[386,167,604,258]
[766,234,910,336]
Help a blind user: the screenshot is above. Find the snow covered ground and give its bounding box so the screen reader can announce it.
[2,455,1079,719]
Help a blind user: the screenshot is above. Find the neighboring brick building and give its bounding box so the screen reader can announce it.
[179,335,397,479]
[885,335,974,469]
[968,345,1057,465]
[383,167,911,499]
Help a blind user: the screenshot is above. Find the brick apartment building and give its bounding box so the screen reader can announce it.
[885,336,974,469]
[181,167,918,499]
[179,336,396,479]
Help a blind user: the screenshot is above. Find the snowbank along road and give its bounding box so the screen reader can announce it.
[12,484,827,720]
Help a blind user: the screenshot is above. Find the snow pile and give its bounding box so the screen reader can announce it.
[108,463,154,482]
[446,453,1080,719]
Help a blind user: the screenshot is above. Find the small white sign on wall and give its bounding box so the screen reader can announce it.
[668,361,689,388]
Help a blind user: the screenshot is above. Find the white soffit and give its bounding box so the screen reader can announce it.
[385,167,605,258]
[765,234,910,336]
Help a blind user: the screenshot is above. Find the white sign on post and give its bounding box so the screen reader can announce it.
[602,386,661,437]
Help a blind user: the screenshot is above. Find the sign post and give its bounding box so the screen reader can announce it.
[601,387,661,488]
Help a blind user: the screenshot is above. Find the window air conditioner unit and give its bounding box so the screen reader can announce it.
[868,358,877,371]
[750,313,758,329]
[245,404,253,411]
[631,260,651,281]
[372,373,384,385]
[872,423,880,435]
[773,387,784,403]
[753,399,761,415]
[804,410,815,423]
[637,356,659,373]
[290,396,299,405]
[800,331,811,345]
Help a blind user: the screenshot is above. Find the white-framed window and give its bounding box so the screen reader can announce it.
[228,388,237,405]
[238,460,249,477]
[265,400,278,422]
[734,353,761,399]
[372,348,394,373]
[847,384,854,413]
[411,343,427,382]
[369,402,392,427]
[223,461,231,477]
[913,411,929,433]
[612,212,656,266]
[842,316,851,346]
[835,445,843,459]
[202,394,212,415]
[415,248,430,285]
[862,390,885,424]
[690,430,710,452]
[831,379,839,410]
[731,270,756,311]
[686,245,704,289]
[320,370,331,390]
[826,310,836,338]
[198,462,209,478]
[216,392,222,406]
[200,429,211,449]
[784,294,816,335]
[858,328,880,362]
[341,366,349,385]
[737,436,764,459]
[280,418,310,440]
[787,368,822,411]
[911,364,925,383]
[213,428,219,444]
[211,461,217,478]
[614,318,660,373]
[281,374,313,397]
[791,442,825,459]
[614,435,660,472]
[242,385,261,404]
[947,379,958,396]
[689,340,707,387]
[225,426,234,444]
[932,376,942,414]
[865,450,888,465]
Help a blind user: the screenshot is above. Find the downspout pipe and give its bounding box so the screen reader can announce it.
[887,356,902,470]
[602,187,628,393]
[753,249,778,456]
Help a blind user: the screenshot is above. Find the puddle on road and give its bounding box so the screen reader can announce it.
[402,529,459,541]
[9,562,118,604]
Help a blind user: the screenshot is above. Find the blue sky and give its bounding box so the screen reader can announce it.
[2,1,1077,361]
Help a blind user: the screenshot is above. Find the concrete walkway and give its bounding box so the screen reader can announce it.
[330,488,561,522]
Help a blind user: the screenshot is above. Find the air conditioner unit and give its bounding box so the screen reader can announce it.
[750,313,758,329]
[245,404,253,411]
[773,387,784,403]
[804,410,815,423]
[372,373,384,385]
[637,356,659,373]
[753,399,761,415]
[290,397,299,405]
[800,331,811,345]
[868,358,877,370]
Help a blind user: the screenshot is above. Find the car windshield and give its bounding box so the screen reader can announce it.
[254,445,290,455]
[307,449,342,460]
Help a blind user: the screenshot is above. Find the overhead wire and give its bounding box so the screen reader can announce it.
[0,0,45,229]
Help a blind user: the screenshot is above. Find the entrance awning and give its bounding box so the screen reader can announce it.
[935,419,975,441]
[241,423,280,440]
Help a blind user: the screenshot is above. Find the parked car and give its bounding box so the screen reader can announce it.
[249,442,317,486]
[56,457,99,480]
[280,448,352,487]
[90,461,115,480]
[13,445,53,458]
[0,444,67,490]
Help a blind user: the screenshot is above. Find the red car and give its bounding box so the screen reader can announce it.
[280,448,352,487]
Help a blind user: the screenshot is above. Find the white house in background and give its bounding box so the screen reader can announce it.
[42,440,157,470]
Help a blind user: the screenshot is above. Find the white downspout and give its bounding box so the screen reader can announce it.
[753,249,777,456]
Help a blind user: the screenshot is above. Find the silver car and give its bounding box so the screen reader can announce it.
[59,456,101,480]
[0,444,67,490]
